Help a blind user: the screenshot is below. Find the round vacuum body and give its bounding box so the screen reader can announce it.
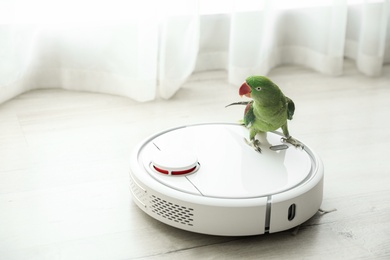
[129,123,323,236]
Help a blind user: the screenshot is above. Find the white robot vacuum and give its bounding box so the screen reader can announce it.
[129,123,323,236]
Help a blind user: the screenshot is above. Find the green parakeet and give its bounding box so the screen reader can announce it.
[227,75,303,152]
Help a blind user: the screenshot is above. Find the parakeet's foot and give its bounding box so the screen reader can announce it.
[281,136,304,149]
[244,138,262,153]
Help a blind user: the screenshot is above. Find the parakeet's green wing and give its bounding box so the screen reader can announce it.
[286,96,295,120]
[244,101,255,127]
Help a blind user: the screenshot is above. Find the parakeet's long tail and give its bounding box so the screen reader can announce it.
[225,101,251,108]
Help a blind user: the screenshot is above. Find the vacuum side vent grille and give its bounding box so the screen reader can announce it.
[150,195,194,226]
[130,175,147,206]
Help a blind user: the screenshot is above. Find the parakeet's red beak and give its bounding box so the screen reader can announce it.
[239,82,251,97]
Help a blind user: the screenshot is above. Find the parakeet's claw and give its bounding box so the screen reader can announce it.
[253,139,262,153]
[244,138,262,153]
[281,136,304,150]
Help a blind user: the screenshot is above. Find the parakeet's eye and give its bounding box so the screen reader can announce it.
[255,87,262,91]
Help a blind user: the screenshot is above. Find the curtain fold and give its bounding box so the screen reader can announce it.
[356,0,389,76]
[227,0,384,85]
[0,0,389,104]
[158,14,200,99]
[0,25,36,103]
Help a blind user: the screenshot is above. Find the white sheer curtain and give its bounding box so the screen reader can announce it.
[200,0,390,85]
[227,0,349,84]
[0,0,389,104]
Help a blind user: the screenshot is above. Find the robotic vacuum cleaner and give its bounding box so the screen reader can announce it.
[129,123,323,236]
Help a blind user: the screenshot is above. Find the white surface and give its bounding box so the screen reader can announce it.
[1,62,390,258]
[141,124,312,198]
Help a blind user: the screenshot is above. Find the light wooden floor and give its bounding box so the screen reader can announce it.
[1,61,389,259]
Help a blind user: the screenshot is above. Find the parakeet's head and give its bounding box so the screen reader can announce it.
[239,76,281,102]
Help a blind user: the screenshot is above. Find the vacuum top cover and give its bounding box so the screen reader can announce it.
[138,124,313,199]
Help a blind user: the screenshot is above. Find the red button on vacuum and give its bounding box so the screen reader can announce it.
[151,149,199,176]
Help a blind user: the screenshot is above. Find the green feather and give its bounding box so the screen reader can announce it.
[243,102,255,127]
[286,96,295,120]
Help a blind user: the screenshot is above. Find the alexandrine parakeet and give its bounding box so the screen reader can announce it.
[227,75,303,152]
